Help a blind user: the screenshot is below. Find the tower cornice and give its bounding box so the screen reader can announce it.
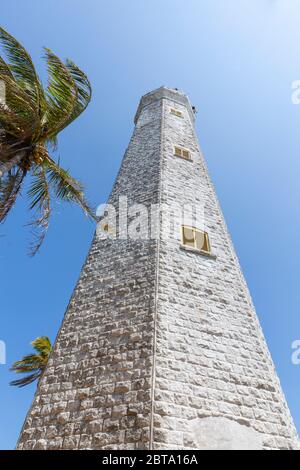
[134,86,195,124]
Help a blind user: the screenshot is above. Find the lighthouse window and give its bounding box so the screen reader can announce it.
[182,226,211,254]
[98,221,116,238]
[174,146,191,160]
[170,108,183,118]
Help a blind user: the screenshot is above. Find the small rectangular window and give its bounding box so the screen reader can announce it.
[174,146,191,160]
[182,226,195,248]
[170,108,183,118]
[98,221,116,238]
[174,146,183,157]
[181,226,211,253]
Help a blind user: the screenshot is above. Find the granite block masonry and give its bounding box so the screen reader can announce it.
[17,87,298,450]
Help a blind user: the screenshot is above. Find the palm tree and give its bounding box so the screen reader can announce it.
[10,336,52,388]
[0,27,95,254]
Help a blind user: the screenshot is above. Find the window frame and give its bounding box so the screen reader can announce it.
[170,108,183,118]
[173,145,192,161]
[98,220,116,238]
[181,225,211,254]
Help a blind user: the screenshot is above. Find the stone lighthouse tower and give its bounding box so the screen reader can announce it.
[18,87,298,450]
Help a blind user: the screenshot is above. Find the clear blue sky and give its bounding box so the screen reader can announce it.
[0,0,300,449]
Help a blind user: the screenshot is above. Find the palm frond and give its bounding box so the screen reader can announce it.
[31,336,52,357]
[62,59,92,128]
[28,165,50,211]
[46,134,58,151]
[0,75,40,139]
[10,336,52,388]
[0,167,26,222]
[42,48,77,139]
[45,157,95,219]
[11,355,47,372]
[27,164,51,256]
[0,27,45,112]
[0,102,32,141]
[10,371,42,388]
[0,55,14,80]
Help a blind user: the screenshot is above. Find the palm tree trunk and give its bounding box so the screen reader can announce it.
[0,152,25,177]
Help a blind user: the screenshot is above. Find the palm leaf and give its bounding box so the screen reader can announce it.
[45,157,95,219]
[0,27,45,112]
[42,48,77,139]
[0,55,14,80]
[61,59,92,129]
[10,371,42,388]
[27,164,51,256]
[0,75,40,139]
[46,134,58,151]
[0,167,26,222]
[10,336,52,388]
[11,355,46,372]
[32,336,52,356]
[0,102,33,141]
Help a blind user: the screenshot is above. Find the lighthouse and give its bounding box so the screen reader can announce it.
[17,87,298,450]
